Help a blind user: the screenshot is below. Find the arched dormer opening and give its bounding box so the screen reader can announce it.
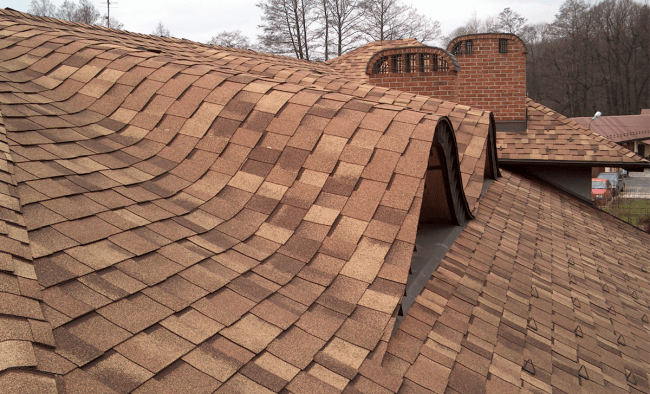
[446,33,527,56]
[484,113,501,180]
[419,116,473,226]
[392,116,475,334]
[366,47,460,101]
[366,46,459,76]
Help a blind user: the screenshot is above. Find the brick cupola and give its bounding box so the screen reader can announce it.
[447,33,527,131]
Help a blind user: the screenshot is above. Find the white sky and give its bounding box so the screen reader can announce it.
[6,0,566,46]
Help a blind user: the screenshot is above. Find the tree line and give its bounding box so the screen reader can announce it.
[407,0,650,117]
[527,0,649,117]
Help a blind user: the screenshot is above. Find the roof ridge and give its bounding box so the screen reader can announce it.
[0,8,492,122]
[0,8,337,76]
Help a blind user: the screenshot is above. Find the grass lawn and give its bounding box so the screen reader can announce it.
[603,198,650,226]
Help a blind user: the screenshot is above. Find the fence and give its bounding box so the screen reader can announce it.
[604,194,650,227]
[621,186,650,199]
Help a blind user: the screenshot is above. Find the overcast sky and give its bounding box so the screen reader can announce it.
[6,0,566,46]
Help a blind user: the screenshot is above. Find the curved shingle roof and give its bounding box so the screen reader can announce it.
[0,9,496,393]
[2,9,650,394]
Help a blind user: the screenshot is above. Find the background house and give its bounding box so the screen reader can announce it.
[570,111,650,176]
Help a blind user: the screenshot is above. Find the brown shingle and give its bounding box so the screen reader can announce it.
[182,335,255,382]
[497,99,648,165]
[65,240,134,270]
[97,293,172,333]
[115,325,193,373]
[52,216,120,244]
[160,308,222,345]
[28,227,78,258]
[3,10,650,394]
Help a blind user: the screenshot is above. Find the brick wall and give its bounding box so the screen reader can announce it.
[368,72,458,102]
[363,36,526,128]
[365,47,459,103]
[447,34,527,126]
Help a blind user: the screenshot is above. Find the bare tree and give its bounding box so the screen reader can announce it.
[56,0,78,21]
[207,30,251,48]
[257,0,317,59]
[316,0,331,60]
[152,21,171,37]
[443,12,498,44]
[592,0,649,115]
[358,0,407,42]
[403,7,441,44]
[357,0,439,44]
[328,0,363,56]
[525,23,552,103]
[73,0,101,24]
[101,15,124,30]
[31,0,124,28]
[28,0,56,17]
[496,7,527,34]
[546,0,599,116]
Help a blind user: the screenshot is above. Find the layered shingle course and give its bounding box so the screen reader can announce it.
[0,108,59,392]
[498,99,648,165]
[0,8,493,394]
[1,8,650,394]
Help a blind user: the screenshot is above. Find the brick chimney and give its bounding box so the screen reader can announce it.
[447,34,527,132]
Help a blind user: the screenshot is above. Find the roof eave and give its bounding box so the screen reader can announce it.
[499,158,650,170]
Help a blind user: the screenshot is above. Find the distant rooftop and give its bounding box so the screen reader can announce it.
[571,111,650,143]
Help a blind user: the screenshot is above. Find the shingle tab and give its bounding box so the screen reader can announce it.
[497,99,648,165]
[1,8,649,394]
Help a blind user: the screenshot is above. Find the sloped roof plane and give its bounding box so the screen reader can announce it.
[570,112,650,144]
[0,8,500,394]
[2,8,650,394]
[498,99,649,167]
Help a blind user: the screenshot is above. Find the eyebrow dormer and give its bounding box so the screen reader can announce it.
[366,46,460,102]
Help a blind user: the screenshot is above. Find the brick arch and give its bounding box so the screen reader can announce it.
[365,47,460,101]
[365,46,459,75]
[447,33,527,54]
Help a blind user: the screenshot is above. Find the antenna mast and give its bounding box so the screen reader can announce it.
[103,0,118,29]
